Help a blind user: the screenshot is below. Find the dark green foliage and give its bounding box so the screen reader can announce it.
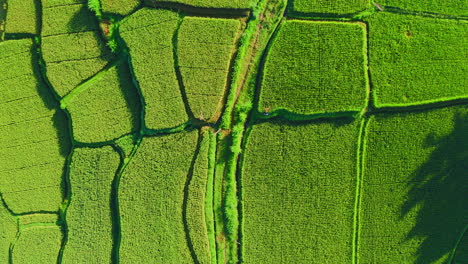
[241,119,361,263]
[178,17,241,122]
[62,146,120,263]
[0,39,69,214]
[4,0,38,35]
[64,61,140,143]
[120,8,187,130]
[291,0,370,15]
[11,226,63,263]
[366,13,468,107]
[259,20,368,116]
[119,131,198,263]
[360,105,468,263]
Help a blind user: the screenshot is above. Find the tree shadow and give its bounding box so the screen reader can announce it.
[115,59,143,135]
[401,112,468,264]
[67,5,99,33]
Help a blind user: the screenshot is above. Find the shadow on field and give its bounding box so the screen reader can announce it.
[401,112,468,264]
[116,60,143,134]
[67,5,97,32]
[31,47,72,158]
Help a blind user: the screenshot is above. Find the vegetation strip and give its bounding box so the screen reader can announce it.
[352,118,368,264]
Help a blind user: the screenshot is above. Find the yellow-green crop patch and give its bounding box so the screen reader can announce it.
[11,225,63,263]
[119,131,198,262]
[258,20,368,118]
[4,0,38,35]
[366,13,468,107]
[241,119,361,263]
[41,0,112,97]
[360,105,468,263]
[0,201,16,262]
[42,2,98,36]
[377,0,468,17]
[62,146,120,263]
[101,0,140,16]
[120,8,188,130]
[178,17,241,122]
[291,0,370,15]
[0,39,69,214]
[64,61,140,143]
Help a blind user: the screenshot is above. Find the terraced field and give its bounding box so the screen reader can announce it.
[0,0,467,263]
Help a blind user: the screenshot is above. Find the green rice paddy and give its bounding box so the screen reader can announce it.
[0,0,466,263]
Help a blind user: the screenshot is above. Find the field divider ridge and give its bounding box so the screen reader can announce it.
[352,117,369,264]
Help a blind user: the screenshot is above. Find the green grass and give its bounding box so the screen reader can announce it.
[64,61,140,143]
[0,39,69,214]
[377,0,468,17]
[186,128,214,264]
[119,130,198,263]
[366,13,468,107]
[4,0,38,35]
[101,0,140,16]
[258,20,368,117]
[11,226,62,263]
[61,146,120,263]
[359,105,468,264]
[144,0,256,9]
[205,129,217,264]
[0,201,16,263]
[241,119,361,263]
[291,0,370,15]
[120,8,188,130]
[178,17,241,122]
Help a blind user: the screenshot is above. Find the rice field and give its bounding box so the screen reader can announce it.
[0,0,466,263]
